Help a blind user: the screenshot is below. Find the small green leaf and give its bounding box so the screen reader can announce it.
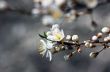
[39,34,45,38]
[44,32,47,38]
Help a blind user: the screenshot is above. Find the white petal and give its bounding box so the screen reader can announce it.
[39,40,47,56]
[46,31,52,36]
[46,51,49,58]
[51,24,60,30]
[48,51,52,61]
[40,51,46,56]
[61,29,65,38]
[46,50,52,61]
[46,41,53,49]
[47,35,54,40]
[52,29,60,35]
[40,39,47,48]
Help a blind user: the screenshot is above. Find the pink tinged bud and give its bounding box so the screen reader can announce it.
[104,36,110,42]
[92,35,98,41]
[97,32,103,38]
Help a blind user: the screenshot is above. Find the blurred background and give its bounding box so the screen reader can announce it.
[0,0,110,72]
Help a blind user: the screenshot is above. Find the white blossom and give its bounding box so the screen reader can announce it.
[47,24,65,41]
[38,40,47,56]
[38,39,54,61]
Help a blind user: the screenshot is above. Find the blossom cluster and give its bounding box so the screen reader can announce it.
[38,24,110,61]
[38,24,65,61]
[32,0,98,26]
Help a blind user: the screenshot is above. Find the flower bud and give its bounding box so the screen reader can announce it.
[55,47,60,52]
[85,42,93,48]
[107,36,110,41]
[97,32,103,38]
[92,35,98,41]
[101,27,110,33]
[66,35,71,40]
[104,37,108,42]
[85,42,89,47]
[72,35,79,41]
[77,48,81,53]
[89,52,99,58]
[89,43,93,48]
[84,41,86,43]
[104,36,110,42]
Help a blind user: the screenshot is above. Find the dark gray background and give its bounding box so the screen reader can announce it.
[0,0,110,72]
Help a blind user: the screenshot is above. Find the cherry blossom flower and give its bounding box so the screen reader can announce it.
[47,24,65,41]
[38,39,54,61]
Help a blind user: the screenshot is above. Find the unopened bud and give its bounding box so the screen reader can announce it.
[85,42,93,48]
[89,52,99,58]
[77,48,81,53]
[97,32,103,38]
[72,35,79,41]
[101,27,110,33]
[55,47,60,52]
[66,35,71,40]
[104,36,110,42]
[92,35,98,41]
